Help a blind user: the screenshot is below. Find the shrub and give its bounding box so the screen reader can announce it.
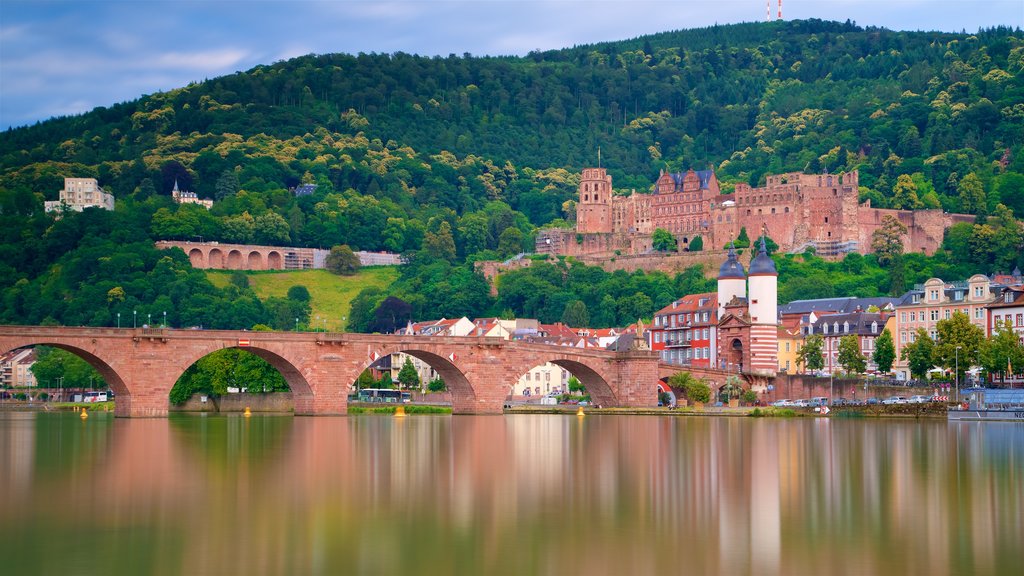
[742,390,757,404]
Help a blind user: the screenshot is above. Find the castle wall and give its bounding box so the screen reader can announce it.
[857,207,973,255]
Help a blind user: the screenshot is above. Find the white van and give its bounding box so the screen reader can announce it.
[539,395,558,406]
[83,391,108,403]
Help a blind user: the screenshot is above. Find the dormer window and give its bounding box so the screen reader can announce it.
[929,290,939,301]
[843,322,849,333]
[912,294,920,304]
[1006,292,1014,304]
[822,323,828,334]
[871,321,878,333]
[833,322,839,333]
[974,286,984,298]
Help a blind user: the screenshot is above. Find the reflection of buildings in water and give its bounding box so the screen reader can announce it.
[0,413,36,506]
[2,416,1022,575]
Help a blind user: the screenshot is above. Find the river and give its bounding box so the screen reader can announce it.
[0,412,1021,576]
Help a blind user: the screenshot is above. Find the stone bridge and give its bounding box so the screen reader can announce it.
[0,326,660,417]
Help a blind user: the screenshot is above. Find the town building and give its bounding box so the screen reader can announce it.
[171,180,213,209]
[892,275,998,380]
[803,310,894,374]
[0,348,36,388]
[44,178,115,213]
[537,166,973,260]
[649,292,718,368]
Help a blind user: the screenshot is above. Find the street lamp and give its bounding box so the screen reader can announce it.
[955,345,962,403]
[133,310,137,328]
[163,311,167,328]
[295,318,299,332]
[57,376,63,402]
[147,313,151,327]
[117,312,121,329]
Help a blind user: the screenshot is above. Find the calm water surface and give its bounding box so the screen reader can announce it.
[0,412,1021,576]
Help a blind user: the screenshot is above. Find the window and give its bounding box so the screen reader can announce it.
[975,308,984,319]
[1017,314,1023,326]
[944,309,951,319]
[785,342,791,352]
[833,322,839,333]
[843,322,849,333]
[823,323,828,334]
[930,290,939,301]
[703,328,709,340]
[871,322,878,333]
[1006,292,1015,303]
[974,286,984,298]
[931,310,939,321]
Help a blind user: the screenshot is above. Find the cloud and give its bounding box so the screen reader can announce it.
[152,49,251,71]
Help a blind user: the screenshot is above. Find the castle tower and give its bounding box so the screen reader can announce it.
[717,243,746,319]
[577,167,613,234]
[747,236,779,375]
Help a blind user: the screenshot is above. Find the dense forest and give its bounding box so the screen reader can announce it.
[1,19,1023,335]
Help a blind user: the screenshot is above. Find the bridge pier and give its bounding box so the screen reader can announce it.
[611,352,661,408]
[115,391,171,418]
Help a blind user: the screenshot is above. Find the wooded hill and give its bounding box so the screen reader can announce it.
[1,19,1023,331]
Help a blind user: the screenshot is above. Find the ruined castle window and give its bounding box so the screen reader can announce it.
[584,194,589,202]
[747,210,751,215]
[758,209,762,215]
[784,207,790,213]
[771,208,776,214]
[824,217,829,223]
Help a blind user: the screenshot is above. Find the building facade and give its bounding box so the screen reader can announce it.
[0,348,36,388]
[715,239,779,376]
[650,293,718,368]
[45,178,115,213]
[892,275,997,380]
[804,311,893,374]
[171,180,213,209]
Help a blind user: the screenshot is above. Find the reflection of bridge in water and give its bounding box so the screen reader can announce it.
[0,325,676,417]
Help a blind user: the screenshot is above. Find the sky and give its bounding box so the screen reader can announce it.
[1,0,1021,130]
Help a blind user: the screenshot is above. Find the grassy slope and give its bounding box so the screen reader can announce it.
[206,267,399,331]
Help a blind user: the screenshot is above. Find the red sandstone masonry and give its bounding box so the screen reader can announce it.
[0,326,663,417]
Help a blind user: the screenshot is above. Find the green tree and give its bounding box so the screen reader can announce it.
[325,244,360,275]
[287,285,311,303]
[982,318,1024,384]
[870,214,907,267]
[872,328,896,373]
[958,172,987,219]
[567,376,585,395]
[687,235,703,251]
[215,169,240,200]
[496,226,525,258]
[891,174,923,210]
[428,377,446,392]
[423,221,457,262]
[668,371,711,404]
[397,357,421,390]
[934,311,985,381]
[797,334,825,373]
[651,228,677,252]
[561,300,590,327]
[901,328,935,380]
[837,334,866,375]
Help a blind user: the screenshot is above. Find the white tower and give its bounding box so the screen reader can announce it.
[748,236,778,326]
[717,243,746,319]
[747,235,779,375]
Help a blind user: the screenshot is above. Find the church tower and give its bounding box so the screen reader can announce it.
[747,236,779,375]
[577,168,613,234]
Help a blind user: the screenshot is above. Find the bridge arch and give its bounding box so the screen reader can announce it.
[208,248,225,269]
[0,339,127,408]
[173,344,314,402]
[188,248,205,268]
[267,251,283,269]
[369,347,474,410]
[227,250,244,270]
[247,251,263,270]
[503,351,619,407]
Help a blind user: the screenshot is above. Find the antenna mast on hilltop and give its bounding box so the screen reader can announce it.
[766,0,783,21]
[778,0,783,20]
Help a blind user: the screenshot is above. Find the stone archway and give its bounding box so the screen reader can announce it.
[208,248,225,269]
[547,359,617,407]
[247,251,263,270]
[227,250,244,270]
[188,248,205,268]
[371,349,474,411]
[0,340,130,413]
[267,251,283,270]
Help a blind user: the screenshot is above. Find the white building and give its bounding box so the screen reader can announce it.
[0,348,37,388]
[171,180,213,209]
[45,178,115,213]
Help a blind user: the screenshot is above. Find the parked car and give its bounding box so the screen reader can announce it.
[808,397,829,407]
[791,399,810,408]
[907,395,931,404]
[833,398,851,407]
[771,399,792,407]
[866,397,880,405]
[882,396,908,405]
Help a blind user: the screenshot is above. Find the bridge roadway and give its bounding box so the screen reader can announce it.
[0,325,666,417]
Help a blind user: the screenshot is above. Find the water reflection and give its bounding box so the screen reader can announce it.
[0,413,1020,576]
